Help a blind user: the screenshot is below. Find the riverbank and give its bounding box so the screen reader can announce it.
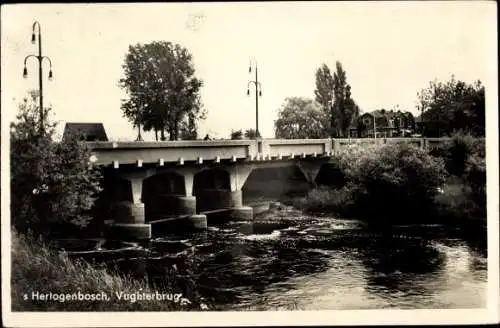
[286,138,486,230]
[10,231,203,311]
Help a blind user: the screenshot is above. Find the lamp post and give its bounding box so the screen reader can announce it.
[135,81,150,142]
[247,59,262,139]
[23,21,53,135]
[135,98,144,142]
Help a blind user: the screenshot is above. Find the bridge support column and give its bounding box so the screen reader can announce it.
[227,165,254,221]
[297,161,323,187]
[183,170,207,229]
[107,170,153,240]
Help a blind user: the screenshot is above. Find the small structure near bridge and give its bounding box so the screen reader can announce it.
[63,123,108,142]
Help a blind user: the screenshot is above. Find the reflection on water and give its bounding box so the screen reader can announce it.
[66,206,487,310]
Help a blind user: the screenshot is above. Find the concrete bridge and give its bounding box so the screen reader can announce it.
[88,137,448,240]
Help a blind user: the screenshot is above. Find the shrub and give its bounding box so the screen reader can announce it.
[434,183,486,227]
[293,185,356,216]
[326,143,447,225]
[441,133,484,177]
[10,91,102,238]
[11,231,200,311]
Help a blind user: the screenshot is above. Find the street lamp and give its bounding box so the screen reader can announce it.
[247,59,262,139]
[22,21,54,135]
[135,82,149,142]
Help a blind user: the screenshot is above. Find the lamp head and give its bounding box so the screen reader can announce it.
[248,66,251,73]
[259,90,262,96]
[23,67,28,78]
[246,89,250,96]
[31,33,36,44]
[48,70,53,81]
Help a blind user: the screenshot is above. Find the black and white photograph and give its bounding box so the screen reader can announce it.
[1,1,498,327]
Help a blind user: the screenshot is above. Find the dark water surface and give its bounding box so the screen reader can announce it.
[66,206,487,310]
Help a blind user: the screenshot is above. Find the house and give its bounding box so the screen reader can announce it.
[62,123,108,142]
[349,109,415,138]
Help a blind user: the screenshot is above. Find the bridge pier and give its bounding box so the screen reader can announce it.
[296,160,323,187]
[227,165,254,221]
[106,170,153,240]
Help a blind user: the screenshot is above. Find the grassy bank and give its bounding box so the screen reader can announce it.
[11,231,202,311]
[291,135,486,228]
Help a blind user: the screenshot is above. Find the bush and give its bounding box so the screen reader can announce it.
[434,183,486,227]
[442,133,485,177]
[10,91,102,238]
[293,185,356,216]
[11,231,201,311]
[304,143,447,225]
[435,133,486,223]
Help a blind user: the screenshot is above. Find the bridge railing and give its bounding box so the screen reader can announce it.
[87,137,453,166]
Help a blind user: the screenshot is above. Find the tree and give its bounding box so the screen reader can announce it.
[244,129,260,139]
[314,61,360,137]
[10,91,102,238]
[418,76,485,137]
[274,97,329,139]
[314,64,334,116]
[230,129,243,140]
[119,41,205,141]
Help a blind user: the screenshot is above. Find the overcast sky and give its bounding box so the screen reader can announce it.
[1,2,497,141]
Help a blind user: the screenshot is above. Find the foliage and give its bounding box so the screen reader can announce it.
[10,91,102,238]
[11,231,202,311]
[303,143,448,225]
[119,41,205,141]
[417,76,485,137]
[314,64,334,116]
[436,133,486,222]
[244,128,260,139]
[292,185,355,217]
[230,129,243,140]
[274,97,329,139]
[434,182,486,227]
[314,61,360,137]
[441,132,485,177]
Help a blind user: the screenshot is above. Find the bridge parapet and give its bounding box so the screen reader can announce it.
[258,138,332,158]
[88,139,259,166]
[87,137,452,167]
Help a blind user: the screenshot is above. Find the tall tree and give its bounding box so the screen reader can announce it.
[418,76,485,137]
[314,64,335,115]
[10,91,102,238]
[274,97,329,139]
[119,41,204,141]
[314,61,360,137]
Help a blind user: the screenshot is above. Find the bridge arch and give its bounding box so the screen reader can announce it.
[142,171,186,221]
[315,163,346,187]
[193,168,231,212]
[193,168,231,195]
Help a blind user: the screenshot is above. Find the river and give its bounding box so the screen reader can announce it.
[66,205,487,310]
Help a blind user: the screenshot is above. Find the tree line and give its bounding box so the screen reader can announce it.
[118,40,484,140]
[273,64,485,139]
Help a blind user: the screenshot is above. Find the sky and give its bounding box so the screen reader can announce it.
[1,1,497,141]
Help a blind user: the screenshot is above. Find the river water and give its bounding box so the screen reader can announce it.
[68,205,487,310]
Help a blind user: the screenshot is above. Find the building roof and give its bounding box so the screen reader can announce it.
[62,123,108,142]
[352,109,415,129]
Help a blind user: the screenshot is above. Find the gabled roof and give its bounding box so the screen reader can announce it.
[63,123,108,142]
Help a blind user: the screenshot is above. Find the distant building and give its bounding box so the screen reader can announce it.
[62,123,108,142]
[349,109,415,138]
